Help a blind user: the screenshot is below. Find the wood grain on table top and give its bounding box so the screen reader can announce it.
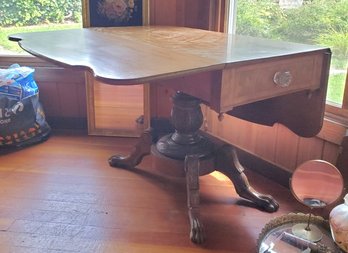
[9,26,328,85]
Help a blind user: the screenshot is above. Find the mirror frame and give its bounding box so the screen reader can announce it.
[290,160,345,208]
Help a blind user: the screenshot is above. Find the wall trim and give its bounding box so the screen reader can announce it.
[318,114,348,145]
[46,117,88,131]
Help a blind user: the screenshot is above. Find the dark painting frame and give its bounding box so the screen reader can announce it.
[82,0,149,27]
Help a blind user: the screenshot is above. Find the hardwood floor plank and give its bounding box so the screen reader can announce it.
[0,131,310,252]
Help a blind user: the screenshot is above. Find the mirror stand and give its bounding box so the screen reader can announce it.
[290,160,344,243]
[292,211,323,242]
[257,160,344,253]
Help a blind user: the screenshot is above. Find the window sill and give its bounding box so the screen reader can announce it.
[326,103,348,122]
[0,54,59,68]
[318,104,348,145]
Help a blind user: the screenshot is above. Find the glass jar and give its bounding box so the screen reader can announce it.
[330,193,348,252]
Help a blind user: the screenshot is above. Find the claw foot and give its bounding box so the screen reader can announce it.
[257,194,279,212]
[243,191,279,212]
[108,154,137,169]
[108,130,152,169]
[216,146,279,213]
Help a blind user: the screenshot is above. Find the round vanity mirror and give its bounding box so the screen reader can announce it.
[290,160,344,242]
[291,160,344,208]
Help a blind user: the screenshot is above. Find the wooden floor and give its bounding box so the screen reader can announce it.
[0,131,311,253]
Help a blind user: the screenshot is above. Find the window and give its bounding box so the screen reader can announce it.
[0,0,82,55]
[228,0,348,114]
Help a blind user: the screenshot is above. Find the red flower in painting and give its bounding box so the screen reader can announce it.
[97,0,136,22]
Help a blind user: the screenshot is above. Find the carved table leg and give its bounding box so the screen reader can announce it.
[185,155,205,244]
[215,145,279,212]
[109,129,152,169]
[154,91,211,244]
[156,91,213,160]
[112,91,279,244]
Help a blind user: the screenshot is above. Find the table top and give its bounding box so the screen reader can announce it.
[9,26,328,85]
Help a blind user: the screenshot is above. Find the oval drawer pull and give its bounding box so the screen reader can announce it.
[274,71,292,87]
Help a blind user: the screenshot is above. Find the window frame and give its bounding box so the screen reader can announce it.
[325,70,348,126]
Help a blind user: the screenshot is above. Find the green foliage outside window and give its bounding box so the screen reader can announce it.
[236,0,348,65]
[236,0,285,39]
[0,0,81,27]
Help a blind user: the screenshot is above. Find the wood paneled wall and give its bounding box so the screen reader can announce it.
[149,81,346,176]
[203,108,344,173]
[1,55,344,177]
[149,0,225,31]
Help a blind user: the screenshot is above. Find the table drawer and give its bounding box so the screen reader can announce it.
[219,53,324,112]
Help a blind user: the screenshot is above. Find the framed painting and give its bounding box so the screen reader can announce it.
[82,0,150,137]
[82,0,150,27]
